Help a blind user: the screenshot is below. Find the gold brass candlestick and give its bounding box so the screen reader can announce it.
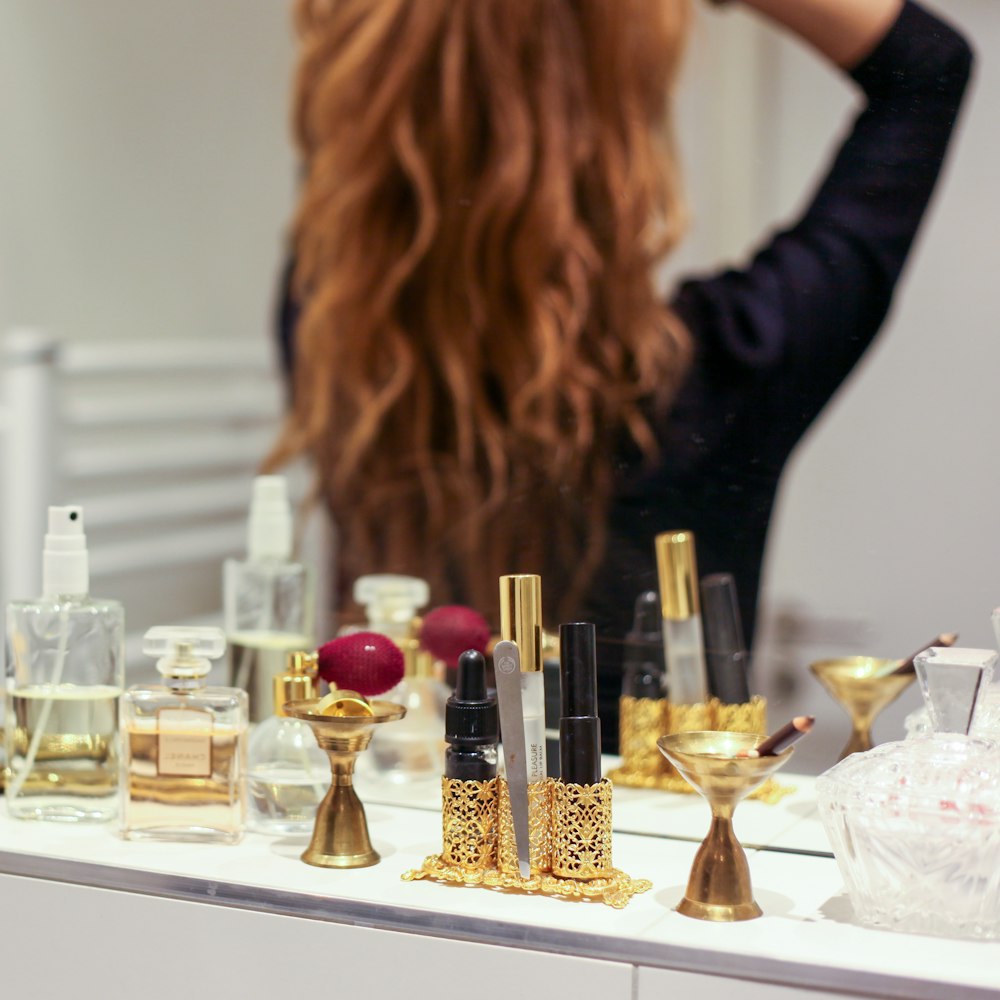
[284,699,406,869]
[809,657,913,761]
[657,731,793,921]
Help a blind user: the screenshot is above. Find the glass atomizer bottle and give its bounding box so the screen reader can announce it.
[247,650,328,834]
[349,575,449,781]
[5,505,124,822]
[121,626,247,843]
[225,475,314,722]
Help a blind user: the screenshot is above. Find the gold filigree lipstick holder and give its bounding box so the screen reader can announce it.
[284,698,406,869]
[657,730,794,921]
[405,774,649,908]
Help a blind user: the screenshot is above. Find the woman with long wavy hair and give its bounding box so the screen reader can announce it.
[271,0,971,744]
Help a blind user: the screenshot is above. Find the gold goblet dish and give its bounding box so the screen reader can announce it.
[283,698,406,869]
[657,731,793,922]
[809,657,913,761]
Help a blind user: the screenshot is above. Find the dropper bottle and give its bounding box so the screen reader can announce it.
[224,476,314,723]
[5,506,124,822]
[445,650,498,780]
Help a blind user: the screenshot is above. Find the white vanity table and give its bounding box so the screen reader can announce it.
[2,770,998,1000]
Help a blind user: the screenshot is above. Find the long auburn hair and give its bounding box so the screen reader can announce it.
[269,0,693,621]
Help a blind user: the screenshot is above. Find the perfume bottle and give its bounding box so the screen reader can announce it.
[621,591,665,699]
[5,506,124,822]
[347,574,447,781]
[818,646,1000,940]
[247,650,328,834]
[121,626,248,844]
[224,476,314,723]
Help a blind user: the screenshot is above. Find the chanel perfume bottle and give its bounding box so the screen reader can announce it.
[121,626,248,844]
[247,651,327,834]
[5,506,124,823]
[224,476,314,722]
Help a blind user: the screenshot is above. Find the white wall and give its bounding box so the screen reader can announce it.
[0,0,297,341]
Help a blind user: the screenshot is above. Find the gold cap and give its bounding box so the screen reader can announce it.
[655,530,700,621]
[399,636,436,679]
[274,650,319,717]
[499,574,543,673]
[317,689,373,718]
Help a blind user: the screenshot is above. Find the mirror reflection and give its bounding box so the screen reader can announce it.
[1,0,995,773]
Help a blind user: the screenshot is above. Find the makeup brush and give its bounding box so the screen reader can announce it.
[419,605,491,666]
[317,632,405,697]
[890,632,958,676]
[739,716,815,758]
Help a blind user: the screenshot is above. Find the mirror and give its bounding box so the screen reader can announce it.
[1,1,996,772]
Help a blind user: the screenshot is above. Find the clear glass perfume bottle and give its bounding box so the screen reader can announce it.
[5,506,124,823]
[247,650,328,834]
[121,626,248,844]
[818,646,1000,940]
[224,476,314,723]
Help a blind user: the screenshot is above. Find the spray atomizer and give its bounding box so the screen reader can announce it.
[4,506,125,823]
[224,476,315,723]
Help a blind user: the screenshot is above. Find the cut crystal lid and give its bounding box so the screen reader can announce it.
[914,646,997,735]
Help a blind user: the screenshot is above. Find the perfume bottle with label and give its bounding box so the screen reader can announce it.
[5,506,124,823]
[121,626,247,843]
[224,476,314,723]
[247,650,328,834]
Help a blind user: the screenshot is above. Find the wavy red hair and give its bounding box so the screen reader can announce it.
[269,0,693,620]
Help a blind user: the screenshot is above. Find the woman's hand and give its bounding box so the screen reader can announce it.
[715,0,904,69]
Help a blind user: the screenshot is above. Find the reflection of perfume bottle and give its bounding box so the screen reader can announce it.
[121,627,247,844]
[621,591,665,699]
[247,651,327,834]
[224,477,314,723]
[5,506,124,823]
[368,636,448,780]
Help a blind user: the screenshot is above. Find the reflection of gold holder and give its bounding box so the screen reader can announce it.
[658,731,793,921]
[809,657,912,761]
[285,699,405,869]
[608,696,790,803]
[403,777,650,908]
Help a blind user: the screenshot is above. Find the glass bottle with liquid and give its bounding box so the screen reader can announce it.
[247,651,327,834]
[4,506,124,822]
[224,476,314,722]
[121,626,247,844]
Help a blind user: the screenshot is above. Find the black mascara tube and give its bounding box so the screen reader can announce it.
[701,573,751,704]
[559,622,602,785]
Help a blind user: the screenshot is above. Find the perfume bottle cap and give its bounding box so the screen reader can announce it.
[445,650,498,746]
[145,626,227,678]
[274,650,319,715]
[353,574,429,637]
[655,530,700,621]
[914,646,998,735]
[42,505,89,597]
[247,475,293,562]
[399,636,437,679]
[499,574,543,673]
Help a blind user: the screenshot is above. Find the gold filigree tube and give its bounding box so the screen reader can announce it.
[440,776,497,870]
[551,779,613,880]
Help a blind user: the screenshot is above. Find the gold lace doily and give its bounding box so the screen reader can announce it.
[402,856,651,909]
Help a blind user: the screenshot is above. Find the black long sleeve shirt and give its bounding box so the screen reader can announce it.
[588,0,973,748]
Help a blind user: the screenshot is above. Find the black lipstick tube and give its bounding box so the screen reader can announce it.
[701,573,751,704]
[559,623,602,785]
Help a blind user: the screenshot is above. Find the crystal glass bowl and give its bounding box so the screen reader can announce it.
[817,733,1000,939]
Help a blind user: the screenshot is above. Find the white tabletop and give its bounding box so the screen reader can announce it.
[2,770,999,999]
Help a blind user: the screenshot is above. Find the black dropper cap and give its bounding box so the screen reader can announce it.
[622,591,665,698]
[445,649,498,746]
